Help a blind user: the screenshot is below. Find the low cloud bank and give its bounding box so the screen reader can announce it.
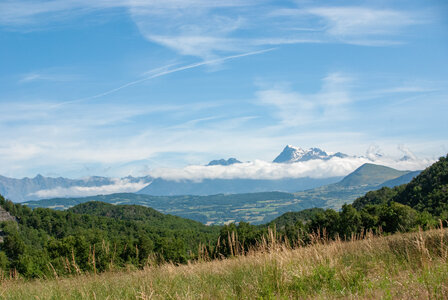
[27,156,433,199]
[29,178,150,199]
[148,156,433,181]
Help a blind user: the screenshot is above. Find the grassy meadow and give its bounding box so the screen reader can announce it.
[1,227,447,299]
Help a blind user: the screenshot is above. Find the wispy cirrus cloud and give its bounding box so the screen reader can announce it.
[0,1,428,59]
[131,3,424,58]
[255,72,354,127]
[0,0,250,28]
[19,72,53,83]
[18,71,79,83]
[309,7,412,35]
[1,68,445,179]
[303,6,421,45]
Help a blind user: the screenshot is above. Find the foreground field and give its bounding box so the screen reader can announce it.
[1,228,447,299]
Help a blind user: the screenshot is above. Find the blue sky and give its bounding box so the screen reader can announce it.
[0,0,447,179]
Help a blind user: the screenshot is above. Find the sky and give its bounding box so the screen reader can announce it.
[0,0,447,179]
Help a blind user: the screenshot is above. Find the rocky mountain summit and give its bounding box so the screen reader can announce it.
[207,158,242,166]
[273,145,348,163]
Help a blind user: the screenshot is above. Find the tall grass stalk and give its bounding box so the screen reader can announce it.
[1,227,447,299]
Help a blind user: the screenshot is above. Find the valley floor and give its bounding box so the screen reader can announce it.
[1,228,448,299]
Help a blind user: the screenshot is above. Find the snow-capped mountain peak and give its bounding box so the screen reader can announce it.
[273,145,347,163]
[272,145,305,163]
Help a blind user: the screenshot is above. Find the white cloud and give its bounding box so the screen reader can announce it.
[0,70,444,179]
[131,4,423,58]
[272,6,421,46]
[18,71,78,83]
[0,1,427,58]
[375,85,441,95]
[366,144,384,161]
[398,145,417,160]
[147,35,241,59]
[255,72,353,127]
[129,3,250,59]
[306,7,419,38]
[147,155,433,181]
[19,73,49,83]
[29,178,150,198]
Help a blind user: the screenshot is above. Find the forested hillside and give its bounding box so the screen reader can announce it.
[353,154,448,216]
[68,201,211,231]
[0,196,220,278]
[0,155,446,279]
[218,155,447,253]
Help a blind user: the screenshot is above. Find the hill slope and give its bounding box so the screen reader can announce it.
[379,170,421,188]
[336,163,408,187]
[393,155,448,214]
[266,208,324,229]
[291,163,417,210]
[68,201,209,230]
[0,195,220,277]
[353,155,448,215]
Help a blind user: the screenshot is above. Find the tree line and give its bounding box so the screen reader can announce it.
[0,154,446,279]
[218,155,448,254]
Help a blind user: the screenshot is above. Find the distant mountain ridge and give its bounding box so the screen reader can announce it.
[273,145,348,163]
[0,174,152,202]
[353,154,448,215]
[137,145,356,196]
[294,163,421,210]
[137,177,343,196]
[1,144,422,202]
[379,170,422,188]
[336,163,409,187]
[207,158,242,166]
[24,163,420,225]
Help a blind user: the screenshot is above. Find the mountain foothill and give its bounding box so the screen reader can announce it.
[0,153,446,278]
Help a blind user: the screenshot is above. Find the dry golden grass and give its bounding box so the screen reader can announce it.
[1,227,448,299]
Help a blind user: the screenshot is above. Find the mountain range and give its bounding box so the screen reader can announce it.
[336,163,409,187]
[207,158,242,166]
[0,145,420,202]
[0,175,152,202]
[23,163,421,225]
[1,155,444,282]
[273,145,348,163]
[137,177,343,196]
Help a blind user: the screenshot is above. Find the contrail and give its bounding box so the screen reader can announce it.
[53,48,276,107]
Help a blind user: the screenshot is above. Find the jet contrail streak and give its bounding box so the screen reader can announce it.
[53,48,276,108]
